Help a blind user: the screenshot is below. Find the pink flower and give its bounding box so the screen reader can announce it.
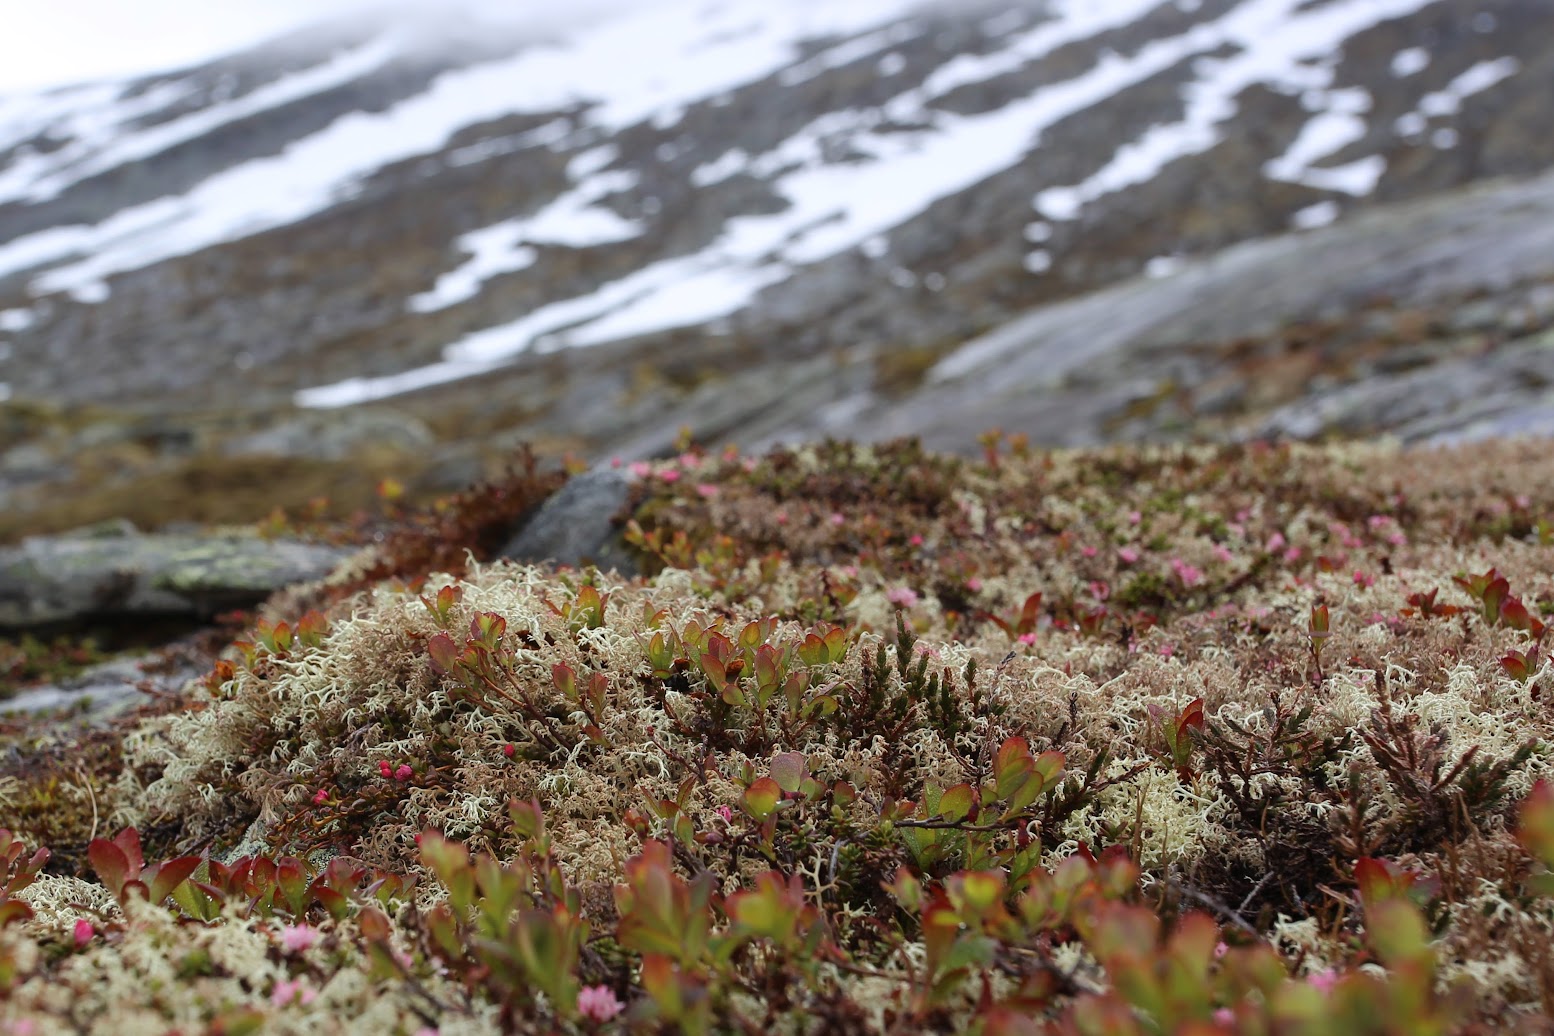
[1117,547,1140,565]
[830,512,845,527]
[1266,532,1287,552]
[696,483,719,498]
[1018,632,1036,646]
[885,587,919,609]
[73,919,94,949]
[1159,643,1176,658]
[271,978,317,1007]
[775,511,788,525]
[1212,545,1235,564]
[395,764,414,781]
[1089,580,1110,601]
[1213,1007,1235,1025]
[9,1020,36,1036]
[280,924,319,953]
[1306,968,1339,994]
[628,461,651,478]
[415,1030,439,1036]
[577,985,624,1022]
[610,457,622,468]
[1170,559,1203,588]
[659,469,681,483]
[1214,941,1228,959]
[1367,515,1390,530]
[966,578,983,592]
[1353,570,1375,589]
[1387,531,1406,546]
[677,452,699,469]
[1128,510,1142,525]
[1082,545,1098,558]
[909,534,923,547]
[1283,546,1303,563]
[714,805,734,823]
[312,788,328,805]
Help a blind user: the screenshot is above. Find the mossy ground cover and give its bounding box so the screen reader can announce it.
[2,436,1554,1034]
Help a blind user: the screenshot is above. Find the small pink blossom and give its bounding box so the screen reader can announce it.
[9,1020,36,1036]
[1266,532,1287,552]
[1387,531,1406,546]
[628,461,651,478]
[1283,546,1303,563]
[1159,643,1176,658]
[830,512,845,526]
[1128,510,1142,525]
[1214,941,1229,959]
[696,483,719,498]
[1089,580,1110,601]
[395,764,414,781]
[312,788,328,805]
[280,924,319,953]
[73,919,94,949]
[1212,545,1235,563]
[1082,545,1098,558]
[1353,570,1375,589]
[659,469,681,483]
[885,587,919,609]
[271,978,317,1007]
[966,578,983,592]
[1117,547,1140,565]
[1214,1007,1235,1025]
[1306,968,1339,994]
[677,452,699,469]
[415,1029,439,1036]
[577,984,624,1022]
[1018,632,1037,646]
[1170,559,1203,588]
[909,533,924,547]
[775,511,788,524]
[714,805,734,823]
[1367,515,1390,530]
[610,457,622,468]
[839,565,858,579]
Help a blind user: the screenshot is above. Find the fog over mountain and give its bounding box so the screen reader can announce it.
[2,0,1551,471]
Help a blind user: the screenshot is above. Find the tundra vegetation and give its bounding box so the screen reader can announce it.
[2,434,1554,1035]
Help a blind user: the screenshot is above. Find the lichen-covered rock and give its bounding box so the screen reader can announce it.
[0,524,350,628]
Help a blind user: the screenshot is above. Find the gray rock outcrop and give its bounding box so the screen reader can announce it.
[0,524,350,629]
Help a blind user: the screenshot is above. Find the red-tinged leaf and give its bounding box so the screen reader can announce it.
[112,826,144,873]
[277,858,308,915]
[1016,593,1042,637]
[295,610,328,646]
[1353,856,1408,908]
[1484,576,1510,624]
[1519,781,1554,867]
[1503,651,1533,683]
[0,900,33,927]
[358,905,392,942]
[938,783,977,822]
[552,663,577,701]
[470,611,506,644]
[147,855,201,904]
[884,867,922,912]
[948,870,1006,916]
[823,625,847,664]
[994,737,1036,802]
[743,777,783,821]
[426,632,462,675]
[1175,698,1205,741]
[88,838,132,898]
[312,886,349,921]
[769,752,807,794]
[1365,897,1432,969]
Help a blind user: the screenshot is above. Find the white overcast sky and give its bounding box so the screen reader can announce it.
[0,0,650,93]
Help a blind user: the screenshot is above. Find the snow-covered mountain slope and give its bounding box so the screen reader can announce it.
[0,0,1550,420]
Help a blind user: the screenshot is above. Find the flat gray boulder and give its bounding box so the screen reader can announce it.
[498,467,639,576]
[0,523,351,628]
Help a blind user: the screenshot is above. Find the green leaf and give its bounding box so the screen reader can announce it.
[769,752,807,794]
[743,778,783,821]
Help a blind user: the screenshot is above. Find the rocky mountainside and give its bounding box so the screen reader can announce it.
[2,0,1552,533]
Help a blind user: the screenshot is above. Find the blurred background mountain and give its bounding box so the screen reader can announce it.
[2,0,1552,536]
